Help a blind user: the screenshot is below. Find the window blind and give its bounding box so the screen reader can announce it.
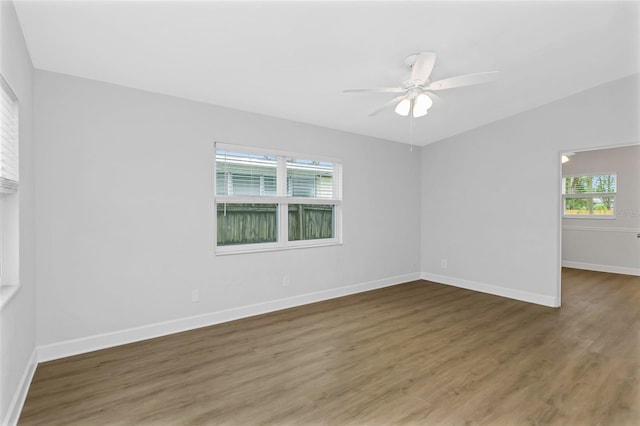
[215,150,277,196]
[563,174,616,195]
[286,158,334,199]
[0,75,18,194]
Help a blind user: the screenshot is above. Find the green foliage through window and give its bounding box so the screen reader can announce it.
[564,175,616,195]
[563,174,616,217]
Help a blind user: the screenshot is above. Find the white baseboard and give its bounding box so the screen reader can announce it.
[562,261,640,276]
[420,272,559,308]
[3,348,38,426]
[38,272,421,362]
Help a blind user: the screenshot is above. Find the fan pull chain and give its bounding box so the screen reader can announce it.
[409,111,415,152]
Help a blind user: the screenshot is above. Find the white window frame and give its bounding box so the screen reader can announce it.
[214,142,343,255]
[562,172,617,219]
[0,73,20,310]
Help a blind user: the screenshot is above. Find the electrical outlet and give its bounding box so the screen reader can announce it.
[440,259,447,269]
[191,289,200,303]
[283,275,290,287]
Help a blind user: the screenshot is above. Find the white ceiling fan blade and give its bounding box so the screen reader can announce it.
[424,91,442,104]
[344,88,405,94]
[427,71,499,91]
[410,52,437,84]
[368,95,406,117]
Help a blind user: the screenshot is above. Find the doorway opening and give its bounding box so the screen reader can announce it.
[558,143,640,305]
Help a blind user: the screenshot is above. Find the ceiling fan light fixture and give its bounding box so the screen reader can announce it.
[561,152,575,164]
[412,93,433,117]
[412,106,428,118]
[395,97,411,116]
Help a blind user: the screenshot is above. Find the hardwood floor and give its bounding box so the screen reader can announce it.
[19,268,640,425]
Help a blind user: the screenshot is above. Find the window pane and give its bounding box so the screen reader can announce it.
[286,158,334,198]
[563,175,616,194]
[564,196,614,216]
[217,203,277,246]
[288,204,334,241]
[0,75,19,193]
[216,150,277,196]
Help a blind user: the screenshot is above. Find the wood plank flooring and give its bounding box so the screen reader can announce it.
[19,268,640,425]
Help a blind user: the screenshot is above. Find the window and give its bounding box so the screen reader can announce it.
[562,174,616,218]
[215,143,342,253]
[0,73,19,308]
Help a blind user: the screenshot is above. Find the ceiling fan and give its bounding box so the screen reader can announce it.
[344,52,499,118]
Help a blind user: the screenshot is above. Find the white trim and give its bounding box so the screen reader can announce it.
[37,272,421,362]
[562,171,617,179]
[3,348,37,426]
[562,226,640,233]
[557,149,564,306]
[420,272,559,308]
[215,141,342,165]
[562,261,640,276]
[215,196,341,205]
[215,240,342,255]
[215,240,282,255]
[0,283,20,311]
[561,142,640,153]
[562,214,616,220]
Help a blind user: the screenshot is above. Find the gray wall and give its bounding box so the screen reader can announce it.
[562,145,640,274]
[421,74,639,305]
[0,0,36,423]
[34,70,422,348]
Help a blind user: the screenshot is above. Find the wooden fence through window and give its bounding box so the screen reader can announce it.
[217,204,333,246]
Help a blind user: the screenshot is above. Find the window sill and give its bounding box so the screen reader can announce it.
[563,215,616,220]
[0,283,20,311]
[215,240,342,256]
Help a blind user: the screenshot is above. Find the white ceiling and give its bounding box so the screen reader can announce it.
[13,0,640,145]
